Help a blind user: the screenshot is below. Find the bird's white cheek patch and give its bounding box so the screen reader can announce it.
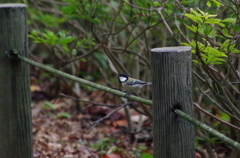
[119,76,127,82]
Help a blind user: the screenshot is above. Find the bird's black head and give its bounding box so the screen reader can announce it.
[117,73,129,83]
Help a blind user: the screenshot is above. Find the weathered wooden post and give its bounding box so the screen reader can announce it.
[151,46,195,158]
[0,4,32,158]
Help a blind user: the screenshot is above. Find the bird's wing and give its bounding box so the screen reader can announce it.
[126,79,149,86]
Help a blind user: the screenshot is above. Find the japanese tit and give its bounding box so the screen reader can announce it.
[117,73,152,93]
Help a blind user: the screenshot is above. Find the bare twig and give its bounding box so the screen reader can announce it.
[155,7,173,36]
[63,44,101,64]
[194,102,240,131]
[59,92,120,107]
[110,47,151,67]
[88,103,129,133]
[115,122,147,134]
[195,80,240,122]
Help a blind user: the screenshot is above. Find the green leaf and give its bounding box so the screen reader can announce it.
[190,8,201,16]
[81,58,87,62]
[231,49,240,53]
[205,15,218,19]
[28,9,66,28]
[62,44,70,52]
[220,39,230,51]
[222,28,233,38]
[136,0,149,8]
[229,44,236,51]
[193,60,202,65]
[58,112,71,118]
[42,101,57,110]
[207,0,212,7]
[141,153,153,158]
[212,0,222,7]
[216,22,225,27]
[206,18,221,24]
[197,8,206,16]
[57,37,76,45]
[209,137,220,144]
[213,62,224,64]
[58,31,66,37]
[222,18,236,23]
[185,13,203,23]
[190,40,197,48]
[185,13,197,22]
[202,46,227,64]
[71,49,77,55]
[182,43,190,46]
[61,5,76,14]
[30,30,39,36]
[153,1,161,7]
[221,113,230,121]
[207,30,216,38]
[185,24,198,33]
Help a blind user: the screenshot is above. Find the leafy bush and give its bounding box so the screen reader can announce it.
[24,0,240,157]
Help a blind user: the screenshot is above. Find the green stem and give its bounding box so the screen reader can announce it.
[19,56,153,106]
[174,109,240,149]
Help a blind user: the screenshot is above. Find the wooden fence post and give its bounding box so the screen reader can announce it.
[0,4,32,158]
[151,46,195,158]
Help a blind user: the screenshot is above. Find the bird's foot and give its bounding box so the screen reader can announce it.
[124,92,132,97]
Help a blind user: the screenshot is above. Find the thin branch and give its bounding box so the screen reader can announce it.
[199,65,240,117]
[196,80,240,122]
[129,103,148,116]
[115,122,147,134]
[194,102,240,131]
[60,92,149,116]
[208,66,240,95]
[63,44,101,64]
[155,7,173,36]
[88,103,129,132]
[174,14,190,43]
[174,109,240,149]
[59,93,119,107]
[104,1,124,43]
[195,147,207,158]
[110,47,151,67]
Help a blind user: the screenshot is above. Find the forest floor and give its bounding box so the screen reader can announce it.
[32,87,153,158]
[30,77,230,158]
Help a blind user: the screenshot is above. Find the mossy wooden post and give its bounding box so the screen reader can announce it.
[0,4,32,158]
[151,46,195,158]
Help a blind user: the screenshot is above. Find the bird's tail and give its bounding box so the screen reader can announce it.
[146,82,152,85]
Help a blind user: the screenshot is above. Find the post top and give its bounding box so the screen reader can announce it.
[0,4,26,8]
[151,46,192,53]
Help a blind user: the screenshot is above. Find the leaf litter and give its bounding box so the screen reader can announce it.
[32,90,153,158]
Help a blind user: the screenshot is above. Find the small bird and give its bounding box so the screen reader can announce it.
[117,73,152,94]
